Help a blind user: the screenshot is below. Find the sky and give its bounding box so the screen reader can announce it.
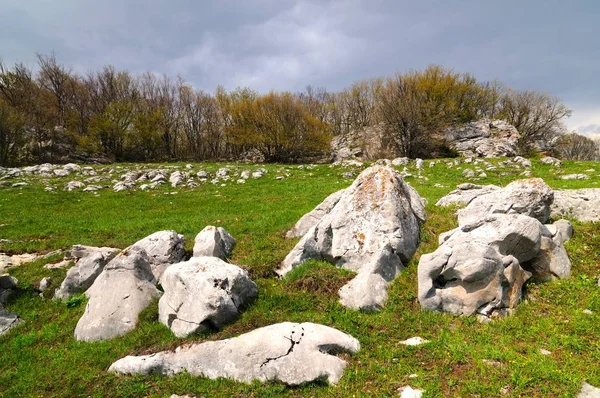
[1,0,599,135]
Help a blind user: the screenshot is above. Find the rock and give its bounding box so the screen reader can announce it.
[331,123,392,161]
[113,181,135,192]
[457,178,554,226]
[193,226,236,261]
[169,171,185,187]
[65,181,85,191]
[285,189,346,239]
[109,322,360,386]
[159,256,257,337]
[0,306,20,336]
[338,272,388,312]
[578,382,600,398]
[38,277,52,294]
[63,163,82,172]
[131,231,185,281]
[445,119,520,158]
[463,169,476,178]
[513,156,532,168]
[418,214,538,317]
[551,189,600,222]
[196,170,209,179]
[0,252,43,273]
[561,174,590,180]
[240,170,251,179]
[74,247,161,342]
[53,169,70,177]
[526,225,571,281]
[278,166,425,311]
[399,386,424,398]
[415,158,424,170]
[399,337,429,346]
[0,274,17,290]
[436,183,500,207]
[540,156,562,167]
[216,168,230,179]
[392,157,410,166]
[54,245,120,300]
[83,185,102,192]
[552,219,574,242]
[539,348,552,355]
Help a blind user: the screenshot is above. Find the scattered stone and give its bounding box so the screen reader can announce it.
[0,306,20,336]
[196,170,209,179]
[561,174,590,180]
[463,169,476,178]
[53,169,70,177]
[109,322,360,386]
[38,277,52,295]
[159,256,257,337]
[193,226,236,261]
[279,166,425,311]
[65,181,85,191]
[83,185,102,192]
[392,157,410,166]
[583,309,593,315]
[131,231,185,281]
[513,156,532,168]
[540,156,562,167]
[399,337,429,346]
[399,386,424,398]
[74,247,161,342]
[539,349,552,355]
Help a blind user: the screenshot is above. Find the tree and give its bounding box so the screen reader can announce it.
[498,90,571,153]
[0,99,26,166]
[552,133,598,161]
[227,91,330,162]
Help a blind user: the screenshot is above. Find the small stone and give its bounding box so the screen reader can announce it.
[539,349,552,355]
[583,309,593,315]
[399,337,429,346]
[399,386,424,398]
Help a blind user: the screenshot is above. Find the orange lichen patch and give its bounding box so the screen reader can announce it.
[353,231,366,249]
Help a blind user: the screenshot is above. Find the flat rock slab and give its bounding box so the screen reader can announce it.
[109,322,360,386]
[578,382,600,397]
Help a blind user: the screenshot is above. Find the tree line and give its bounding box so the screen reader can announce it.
[0,53,592,166]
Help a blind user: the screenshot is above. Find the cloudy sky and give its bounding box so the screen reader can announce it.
[1,0,599,134]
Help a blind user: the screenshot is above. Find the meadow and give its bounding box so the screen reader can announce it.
[0,158,599,397]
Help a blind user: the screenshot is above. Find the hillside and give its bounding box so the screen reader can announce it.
[0,158,599,397]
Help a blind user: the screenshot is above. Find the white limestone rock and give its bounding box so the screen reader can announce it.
[109,322,360,386]
[193,226,236,261]
[131,231,185,281]
[74,247,161,342]
[159,256,257,337]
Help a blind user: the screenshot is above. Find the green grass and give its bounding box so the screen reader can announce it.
[0,158,599,397]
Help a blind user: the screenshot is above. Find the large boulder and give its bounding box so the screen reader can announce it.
[131,231,185,281]
[285,189,346,239]
[457,178,554,226]
[418,214,538,317]
[192,226,236,261]
[54,245,120,300]
[551,189,600,222]
[109,322,360,386]
[159,257,258,337]
[278,166,425,311]
[444,119,520,158]
[74,247,161,342]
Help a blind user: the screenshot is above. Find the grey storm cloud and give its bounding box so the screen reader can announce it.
[1,0,599,125]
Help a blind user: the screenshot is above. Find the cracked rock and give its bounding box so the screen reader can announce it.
[278,166,425,311]
[192,226,236,261]
[109,322,360,386]
[159,256,257,337]
[74,247,161,342]
[551,188,600,222]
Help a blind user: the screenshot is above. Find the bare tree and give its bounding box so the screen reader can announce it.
[552,133,599,160]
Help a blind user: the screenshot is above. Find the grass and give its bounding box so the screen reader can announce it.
[0,158,599,397]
